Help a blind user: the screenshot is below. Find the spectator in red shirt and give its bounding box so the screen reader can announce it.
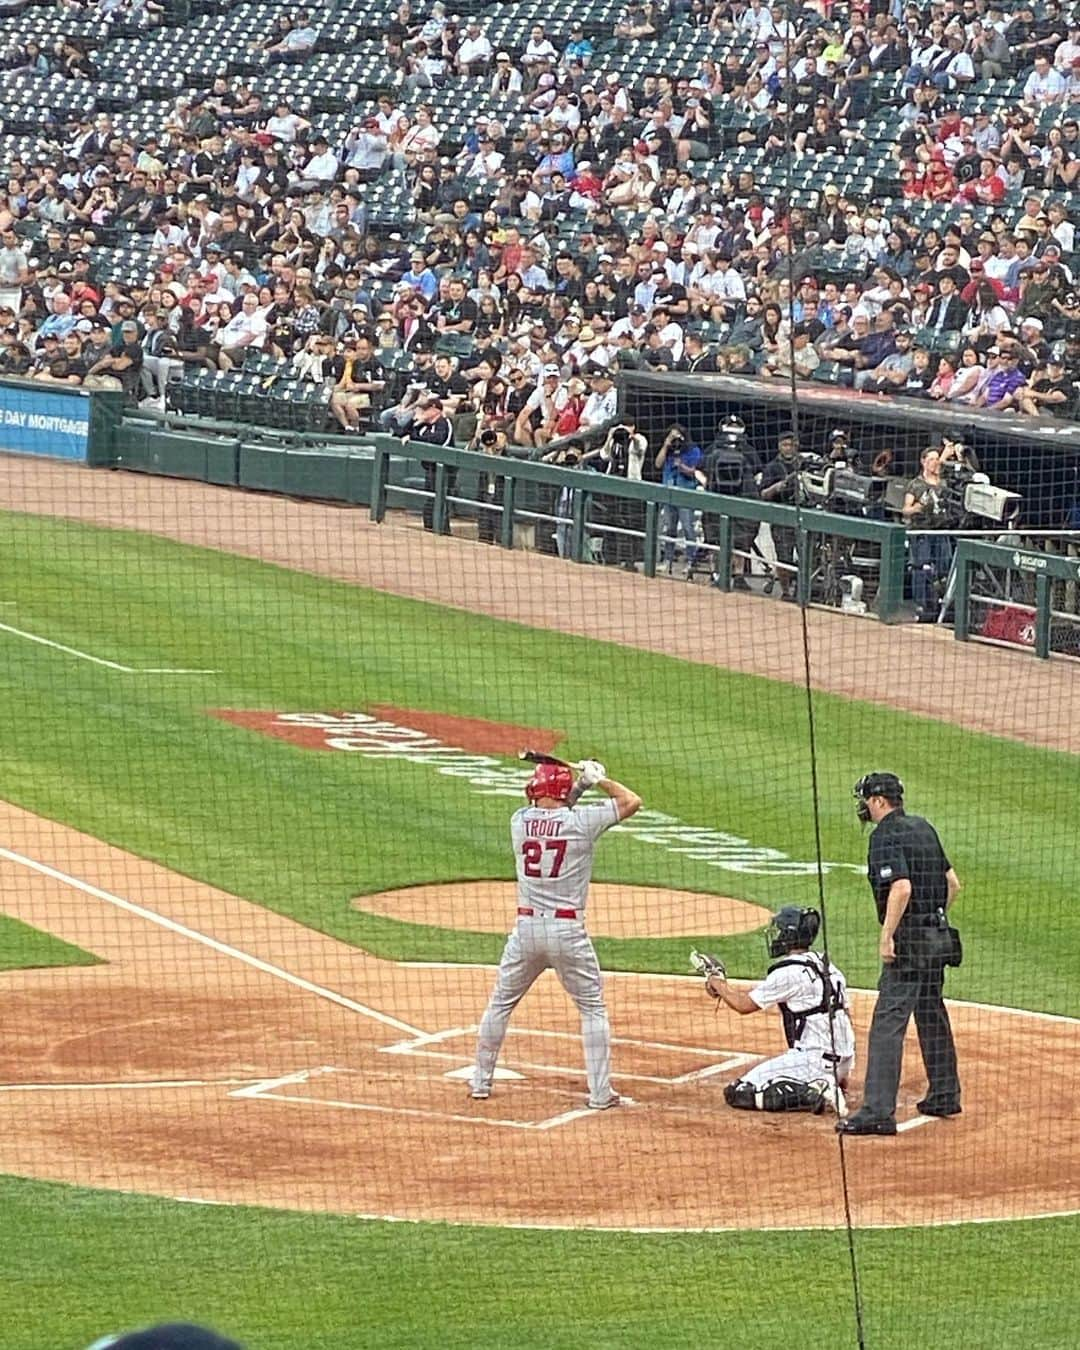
[923,157,955,202]
[958,157,1005,206]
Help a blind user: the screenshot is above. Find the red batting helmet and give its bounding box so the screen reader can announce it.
[525,762,574,803]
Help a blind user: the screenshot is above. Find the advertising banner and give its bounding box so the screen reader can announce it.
[0,380,91,461]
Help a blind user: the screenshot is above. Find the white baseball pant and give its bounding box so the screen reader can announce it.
[738,1046,854,1089]
[471,918,613,1104]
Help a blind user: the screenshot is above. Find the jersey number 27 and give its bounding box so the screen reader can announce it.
[521,839,567,878]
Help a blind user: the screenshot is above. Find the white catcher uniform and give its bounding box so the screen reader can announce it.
[738,951,855,1094]
[470,797,620,1105]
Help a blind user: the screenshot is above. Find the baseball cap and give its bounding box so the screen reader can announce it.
[542,363,560,376]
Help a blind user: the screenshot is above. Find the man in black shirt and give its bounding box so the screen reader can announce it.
[838,773,962,1136]
[757,432,801,601]
[410,396,455,531]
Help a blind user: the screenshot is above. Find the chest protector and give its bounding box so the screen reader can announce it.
[767,952,845,1049]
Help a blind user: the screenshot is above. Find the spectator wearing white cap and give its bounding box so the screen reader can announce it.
[490,51,523,94]
[513,363,565,446]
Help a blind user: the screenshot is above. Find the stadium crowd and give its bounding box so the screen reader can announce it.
[2,0,1080,438]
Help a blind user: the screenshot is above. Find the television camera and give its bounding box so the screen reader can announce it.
[880,446,1022,527]
[792,454,890,515]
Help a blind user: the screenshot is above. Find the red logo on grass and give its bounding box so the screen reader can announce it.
[209,708,562,756]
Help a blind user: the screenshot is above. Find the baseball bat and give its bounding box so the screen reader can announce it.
[519,748,590,806]
[518,749,573,768]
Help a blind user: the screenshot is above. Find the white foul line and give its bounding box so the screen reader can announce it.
[0,846,424,1038]
[0,621,217,674]
[0,1076,260,1093]
[896,1115,939,1134]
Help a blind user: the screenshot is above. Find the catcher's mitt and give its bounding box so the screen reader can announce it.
[689,948,726,997]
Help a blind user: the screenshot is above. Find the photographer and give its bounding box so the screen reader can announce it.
[581,422,648,569]
[758,432,802,601]
[580,421,646,481]
[474,425,508,545]
[655,425,706,580]
[541,439,585,558]
[902,446,953,622]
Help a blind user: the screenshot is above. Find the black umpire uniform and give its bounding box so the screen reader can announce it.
[839,772,962,1136]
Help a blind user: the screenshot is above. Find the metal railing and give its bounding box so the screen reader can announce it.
[368,434,909,621]
[953,538,1080,659]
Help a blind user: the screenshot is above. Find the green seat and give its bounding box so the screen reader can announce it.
[811,360,846,385]
[434,332,475,359]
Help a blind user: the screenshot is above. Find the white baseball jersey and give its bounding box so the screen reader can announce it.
[748,952,855,1060]
[510,800,619,915]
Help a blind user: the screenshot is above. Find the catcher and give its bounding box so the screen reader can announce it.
[691,905,854,1116]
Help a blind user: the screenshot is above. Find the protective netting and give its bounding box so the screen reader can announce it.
[3,0,1080,1346]
[3,442,1079,1348]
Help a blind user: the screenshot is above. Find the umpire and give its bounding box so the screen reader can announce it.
[837,772,962,1137]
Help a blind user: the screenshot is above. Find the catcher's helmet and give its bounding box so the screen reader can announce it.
[766,905,821,959]
[854,771,904,821]
[525,762,574,803]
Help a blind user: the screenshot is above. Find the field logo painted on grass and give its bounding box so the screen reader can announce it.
[211,710,858,876]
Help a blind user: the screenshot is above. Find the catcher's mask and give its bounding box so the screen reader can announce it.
[525,762,574,804]
[766,905,821,959]
[853,771,904,822]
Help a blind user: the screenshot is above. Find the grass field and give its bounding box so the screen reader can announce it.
[6,1176,1078,1350]
[0,914,96,973]
[1,509,1077,1349]
[1,512,1077,1007]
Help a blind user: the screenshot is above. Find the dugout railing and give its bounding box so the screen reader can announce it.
[952,537,1080,660]
[368,434,909,621]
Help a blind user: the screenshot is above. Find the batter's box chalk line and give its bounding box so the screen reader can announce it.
[376,1026,758,1087]
[229,1064,631,1131]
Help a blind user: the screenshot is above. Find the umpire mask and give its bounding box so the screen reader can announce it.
[853,772,904,823]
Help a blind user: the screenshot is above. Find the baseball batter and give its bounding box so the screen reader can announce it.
[469,758,642,1109]
[696,906,855,1116]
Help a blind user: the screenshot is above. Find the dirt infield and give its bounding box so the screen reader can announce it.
[2,800,1079,1231]
[2,457,1078,754]
[353,882,770,938]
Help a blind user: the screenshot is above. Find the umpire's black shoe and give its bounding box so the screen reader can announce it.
[836,1113,897,1136]
[916,1099,962,1118]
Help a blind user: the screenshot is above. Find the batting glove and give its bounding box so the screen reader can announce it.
[576,759,607,787]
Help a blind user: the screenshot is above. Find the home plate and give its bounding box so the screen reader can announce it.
[444,1065,524,1083]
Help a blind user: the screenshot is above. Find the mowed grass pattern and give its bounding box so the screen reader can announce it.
[0,512,1076,1007]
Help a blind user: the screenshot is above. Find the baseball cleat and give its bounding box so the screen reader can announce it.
[586,1094,621,1111]
[469,1086,491,1100]
[836,1113,897,1136]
